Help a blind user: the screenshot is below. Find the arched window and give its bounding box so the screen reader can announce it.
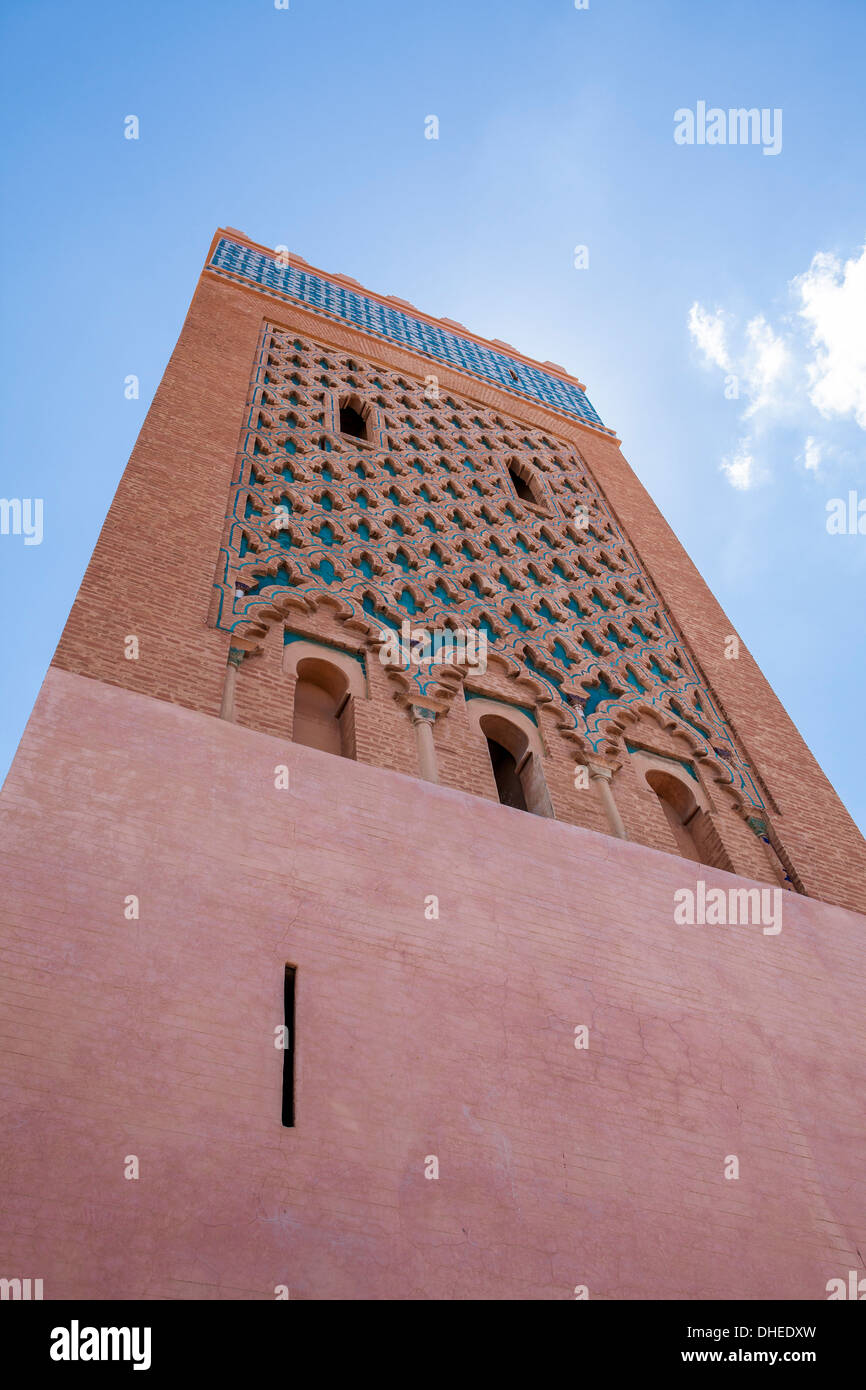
[478,712,552,817]
[339,404,366,439]
[646,770,702,861]
[338,395,369,441]
[645,769,732,870]
[292,658,354,758]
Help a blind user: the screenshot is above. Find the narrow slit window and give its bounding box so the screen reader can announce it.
[281,964,296,1127]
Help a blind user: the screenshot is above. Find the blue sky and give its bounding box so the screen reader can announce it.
[1,0,864,831]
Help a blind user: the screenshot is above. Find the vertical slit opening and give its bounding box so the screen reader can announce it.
[282,964,296,1128]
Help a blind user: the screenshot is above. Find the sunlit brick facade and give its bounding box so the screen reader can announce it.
[49,231,866,909]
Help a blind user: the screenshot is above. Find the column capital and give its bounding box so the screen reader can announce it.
[588,762,613,782]
[410,704,437,726]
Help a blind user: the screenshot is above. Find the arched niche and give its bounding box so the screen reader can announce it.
[466,697,554,818]
[284,643,366,759]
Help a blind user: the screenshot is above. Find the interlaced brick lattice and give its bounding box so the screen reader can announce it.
[212,323,765,813]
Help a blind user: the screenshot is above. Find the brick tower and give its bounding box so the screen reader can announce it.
[1,229,865,1301]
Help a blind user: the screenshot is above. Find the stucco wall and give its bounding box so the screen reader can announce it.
[1,668,863,1300]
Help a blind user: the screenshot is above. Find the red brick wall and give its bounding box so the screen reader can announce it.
[48,237,866,913]
[576,428,866,913]
[1,669,863,1300]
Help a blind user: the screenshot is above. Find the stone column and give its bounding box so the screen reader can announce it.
[410,705,439,784]
[219,647,246,722]
[589,763,628,840]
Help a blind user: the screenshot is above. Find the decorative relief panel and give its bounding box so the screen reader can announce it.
[212,324,765,813]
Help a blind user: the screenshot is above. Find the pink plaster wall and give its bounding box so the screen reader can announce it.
[1,667,864,1300]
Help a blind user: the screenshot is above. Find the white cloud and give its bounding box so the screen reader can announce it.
[794,244,866,429]
[720,440,757,490]
[688,304,790,420]
[741,314,790,418]
[688,303,732,372]
[688,240,866,488]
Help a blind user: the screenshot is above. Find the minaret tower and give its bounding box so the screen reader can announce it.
[1,230,864,1302]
